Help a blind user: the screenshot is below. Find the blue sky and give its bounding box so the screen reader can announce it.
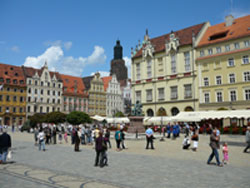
[0,0,249,77]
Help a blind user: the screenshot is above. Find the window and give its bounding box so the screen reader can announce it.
[29,80,32,85]
[53,91,55,96]
[47,82,50,87]
[27,106,30,113]
[19,107,23,113]
[58,84,61,88]
[208,49,213,55]
[35,80,38,85]
[20,96,23,102]
[216,47,221,53]
[28,97,31,102]
[6,95,10,102]
[225,45,230,52]
[58,99,60,104]
[40,106,43,113]
[234,42,240,49]
[171,86,178,99]
[13,96,17,102]
[52,99,55,104]
[58,91,61,96]
[216,76,222,85]
[184,52,190,71]
[242,55,249,64]
[228,58,234,67]
[35,89,37,94]
[41,81,44,86]
[244,71,250,82]
[20,80,24,84]
[47,90,50,95]
[184,84,192,98]
[13,107,16,113]
[0,95,2,101]
[41,98,43,102]
[136,63,140,80]
[204,77,209,86]
[245,89,250,100]
[6,79,10,84]
[53,83,55,88]
[158,88,165,101]
[229,73,235,83]
[216,92,223,102]
[41,89,43,95]
[230,90,237,101]
[13,79,17,84]
[147,59,152,78]
[20,89,23,93]
[47,99,50,103]
[28,88,31,94]
[200,50,204,57]
[0,77,4,82]
[146,90,152,102]
[135,91,141,102]
[64,97,66,102]
[47,107,49,113]
[0,107,1,112]
[171,53,177,74]
[34,97,37,102]
[244,40,249,47]
[14,88,17,92]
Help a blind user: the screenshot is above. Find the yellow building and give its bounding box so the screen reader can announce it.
[131,23,209,116]
[196,15,250,111]
[82,72,106,116]
[0,63,26,126]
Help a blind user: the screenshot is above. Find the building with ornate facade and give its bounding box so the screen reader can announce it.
[131,23,209,116]
[82,72,106,116]
[102,74,124,117]
[0,63,26,126]
[196,15,250,111]
[22,62,63,117]
[61,74,88,113]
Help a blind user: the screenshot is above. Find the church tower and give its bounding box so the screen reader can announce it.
[110,40,128,82]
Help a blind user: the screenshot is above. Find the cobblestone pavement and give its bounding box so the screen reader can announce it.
[0,131,249,188]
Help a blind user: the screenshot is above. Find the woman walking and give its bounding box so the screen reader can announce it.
[94,132,106,167]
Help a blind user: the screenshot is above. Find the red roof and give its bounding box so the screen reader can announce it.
[133,22,206,58]
[101,76,112,91]
[0,63,26,86]
[198,15,250,47]
[60,74,87,97]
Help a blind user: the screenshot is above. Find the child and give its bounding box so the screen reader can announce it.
[222,142,229,164]
[182,135,191,149]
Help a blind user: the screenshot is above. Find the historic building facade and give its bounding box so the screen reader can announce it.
[102,74,124,117]
[82,72,106,116]
[61,74,88,114]
[196,15,250,111]
[22,62,63,117]
[131,23,209,116]
[0,63,26,126]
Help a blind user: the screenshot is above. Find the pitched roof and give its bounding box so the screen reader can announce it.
[101,76,112,91]
[198,15,250,47]
[82,76,94,90]
[0,63,26,86]
[60,74,87,97]
[22,66,62,81]
[133,22,206,58]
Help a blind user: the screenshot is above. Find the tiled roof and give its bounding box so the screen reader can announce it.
[133,22,206,58]
[0,63,26,86]
[82,76,94,90]
[60,74,87,97]
[22,66,62,81]
[101,76,112,91]
[198,15,250,47]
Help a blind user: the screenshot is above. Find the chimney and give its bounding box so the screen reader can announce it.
[225,15,234,27]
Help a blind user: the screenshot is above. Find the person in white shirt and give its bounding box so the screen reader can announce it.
[182,135,191,149]
[37,129,45,151]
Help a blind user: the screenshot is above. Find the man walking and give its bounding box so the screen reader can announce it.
[243,126,250,153]
[207,129,223,167]
[0,128,12,164]
[145,126,155,149]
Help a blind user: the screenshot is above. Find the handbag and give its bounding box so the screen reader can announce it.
[7,150,12,160]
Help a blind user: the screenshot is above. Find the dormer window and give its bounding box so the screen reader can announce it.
[5,71,8,75]
[209,31,228,41]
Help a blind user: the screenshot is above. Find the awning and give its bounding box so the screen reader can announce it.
[91,115,106,122]
[106,117,130,124]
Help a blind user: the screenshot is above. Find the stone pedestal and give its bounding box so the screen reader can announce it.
[127,116,145,133]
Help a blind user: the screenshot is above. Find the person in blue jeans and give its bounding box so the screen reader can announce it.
[0,128,12,164]
[38,129,46,151]
[207,129,223,167]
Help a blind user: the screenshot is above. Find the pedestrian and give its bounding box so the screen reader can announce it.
[182,135,191,150]
[115,128,122,151]
[86,127,92,145]
[11,123,15,133]
[104,129,111,148]
[191,129,199,151]
[121,129,126,149]
[166,123,171,138]
[222,142,229,164]
[207,129,223,167]
[81,126,86,145]
[243,126,250,153]
[94,132,106,167]
[145,126,155,149]
[75,127,81,152]
[184,123,190,137]
[52,127,57,144]
[71,127,76,145]
[0,128,12,164]
[37,128,45,151]
[34,127,39,145]
[58,131,62,144]
[64,131,68,143]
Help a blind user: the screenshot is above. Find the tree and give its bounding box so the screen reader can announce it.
[29,113,46,128]
[66,111,92,125]
[45,111,66,125]
[115,111,125,117]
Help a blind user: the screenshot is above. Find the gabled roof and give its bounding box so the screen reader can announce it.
[82,76,94,90]
[133,22,206,58]
[101,76,112,91]
[22,66,62,81]
[0,63,26,86]
[60,74,87,97]
[198,15,250,47]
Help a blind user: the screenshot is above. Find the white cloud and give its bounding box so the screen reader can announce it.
[44,40,73,50]
[23,45,106,76]
[64,41,72,50]
[11,45,20,53]
[123,56,131,78]
[91,71,110,77]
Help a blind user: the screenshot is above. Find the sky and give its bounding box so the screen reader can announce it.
[0,0,249,78]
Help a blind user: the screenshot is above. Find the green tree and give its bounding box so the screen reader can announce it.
[66,111,92,125]
[29,113,46,128]
[115,111,125,117]
[45,112,66,125]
